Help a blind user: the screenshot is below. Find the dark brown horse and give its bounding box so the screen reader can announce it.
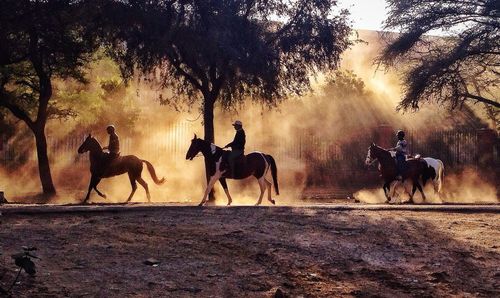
[185,135,279,206]
[78,134,165,203]
[365,143,428,203]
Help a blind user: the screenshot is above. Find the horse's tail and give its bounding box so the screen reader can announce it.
[437,159,444,193]
[266,154,279,195]
[142,160,166,185]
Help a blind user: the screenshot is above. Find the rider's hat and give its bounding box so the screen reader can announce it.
[232,120,242,126]
[396,130,405,137]
[106,124,115,131]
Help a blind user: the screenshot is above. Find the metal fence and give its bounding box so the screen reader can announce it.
[0,124,498,186]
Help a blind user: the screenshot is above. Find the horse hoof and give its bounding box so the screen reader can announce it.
[270,200,276,205]
[198,203,204,207]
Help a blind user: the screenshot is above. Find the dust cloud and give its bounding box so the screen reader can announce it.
[0,30,497,204]
[353,167,498,204]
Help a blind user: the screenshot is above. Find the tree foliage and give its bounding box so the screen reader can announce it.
[0,0,100,194]
[101,0,352,195]
[103,0,352,139]
[379,0,500,110]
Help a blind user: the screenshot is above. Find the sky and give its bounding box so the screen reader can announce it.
[338,0,388,31]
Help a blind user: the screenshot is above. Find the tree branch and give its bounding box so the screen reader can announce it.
[463,93,500,108]
[169,58,203,91]
[0,90,35,129]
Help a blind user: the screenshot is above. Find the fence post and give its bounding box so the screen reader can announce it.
[375,124,393,148]
[476,128,497,167]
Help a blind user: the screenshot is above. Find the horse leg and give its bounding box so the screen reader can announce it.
[93,178,106,199]
[199,175,219,206]
[83,175,98,203]
[219,178,232,206]
[410,181,418,204]
[416,181,426,202]
[255,177,266,206]
[264,178,275,205]
[126,173,138,203]
[137,177,150,203]
[382,182,390,202]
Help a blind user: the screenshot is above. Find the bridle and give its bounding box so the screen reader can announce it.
[365,147,378,166]
[192,153,203,159]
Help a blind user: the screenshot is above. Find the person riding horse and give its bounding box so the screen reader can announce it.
[223,120,246,177]
[388,130,408,180]
[101,125,120,175]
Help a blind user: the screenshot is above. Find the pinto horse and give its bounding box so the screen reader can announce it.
[77,134,165,203]
[422,157,444,194]
[365,143,428,203]
[388,152,445,195]
[185,135,279,206]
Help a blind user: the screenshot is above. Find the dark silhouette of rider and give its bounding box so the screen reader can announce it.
[388,130,408,180]
[223,120,245,177]
[102,125,120,171]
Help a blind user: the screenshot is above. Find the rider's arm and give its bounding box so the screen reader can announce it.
[394,140,407,153]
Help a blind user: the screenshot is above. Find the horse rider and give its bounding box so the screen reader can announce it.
[388,130,408,180]
[102,124,120,168]
[223,120,246,177]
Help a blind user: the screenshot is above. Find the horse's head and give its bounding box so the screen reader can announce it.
[365,143,378,165]
[186,134,203,160]
[78,134,94,154]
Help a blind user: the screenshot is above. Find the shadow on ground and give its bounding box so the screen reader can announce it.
[0,207,498,297]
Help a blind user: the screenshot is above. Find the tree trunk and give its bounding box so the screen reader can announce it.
[203,96,216,201]
[33,127,56,195]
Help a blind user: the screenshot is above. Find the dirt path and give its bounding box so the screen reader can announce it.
[1,206,499,297]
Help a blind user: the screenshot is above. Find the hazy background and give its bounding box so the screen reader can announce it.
[0,30,497,205]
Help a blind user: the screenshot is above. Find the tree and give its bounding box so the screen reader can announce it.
[104,0,352,187]
[0,0,99,195]
[379,0,500,110]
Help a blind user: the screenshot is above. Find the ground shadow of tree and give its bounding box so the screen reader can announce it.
[0,207,498,297]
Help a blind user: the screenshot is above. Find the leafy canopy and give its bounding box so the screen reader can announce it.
[0,0,100,126]
[103,0,352,109]
[379,0,499,110]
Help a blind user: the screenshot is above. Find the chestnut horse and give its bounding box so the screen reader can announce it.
[78,134,165,203]
[365,143,428,203]
[186,135,279,206]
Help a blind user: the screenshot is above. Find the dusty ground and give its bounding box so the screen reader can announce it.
[0,206,499,297]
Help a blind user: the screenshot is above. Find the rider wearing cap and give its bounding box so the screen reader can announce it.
[96,125,120,177]
[103,124,120,161]
[223,120,246,177]
[389,130,408,180]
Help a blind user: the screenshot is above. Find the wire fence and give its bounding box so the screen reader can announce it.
[0,124,498,186]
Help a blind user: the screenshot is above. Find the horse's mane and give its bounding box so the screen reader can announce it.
[371,144,392,159]
[89,136,103,150]
[196,138,221,150]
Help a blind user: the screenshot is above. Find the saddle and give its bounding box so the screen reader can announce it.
[103,152,121,166]
[405,154,422,161]
[220,151,246,177]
